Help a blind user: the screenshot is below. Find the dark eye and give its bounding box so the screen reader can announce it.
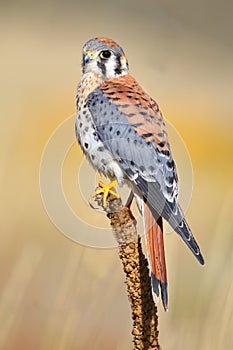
[99,50,112,59]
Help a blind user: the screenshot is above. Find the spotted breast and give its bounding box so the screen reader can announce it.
[76,72,124,183]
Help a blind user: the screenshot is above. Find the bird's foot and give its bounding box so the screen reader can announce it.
[93,180,119,207]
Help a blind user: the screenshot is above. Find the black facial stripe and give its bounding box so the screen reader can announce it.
[114,53,122,75]
[82,56,86,73]
[97,61,106,75]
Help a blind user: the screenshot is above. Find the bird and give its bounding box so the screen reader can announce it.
[75,37,204,311]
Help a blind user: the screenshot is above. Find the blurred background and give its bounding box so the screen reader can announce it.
[1,0,233,349]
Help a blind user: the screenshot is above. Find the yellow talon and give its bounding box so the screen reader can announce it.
[94,180,119,207]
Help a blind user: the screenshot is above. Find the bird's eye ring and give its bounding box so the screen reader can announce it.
[99,50,112,59]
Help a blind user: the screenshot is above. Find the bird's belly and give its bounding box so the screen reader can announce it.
[75,114,124,184]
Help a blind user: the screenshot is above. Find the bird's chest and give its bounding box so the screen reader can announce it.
[76,73,121,179]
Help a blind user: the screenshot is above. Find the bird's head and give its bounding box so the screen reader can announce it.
[82,37,129,79]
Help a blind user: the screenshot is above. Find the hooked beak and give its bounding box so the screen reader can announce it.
[83,50,95,64]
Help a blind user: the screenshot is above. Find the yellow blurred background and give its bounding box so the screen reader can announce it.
[1,1,233,349]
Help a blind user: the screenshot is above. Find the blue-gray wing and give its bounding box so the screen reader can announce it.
[87,76,204,265]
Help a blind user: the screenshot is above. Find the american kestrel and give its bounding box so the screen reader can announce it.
[75,37,204,310]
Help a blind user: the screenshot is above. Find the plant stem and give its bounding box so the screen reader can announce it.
[93,191,160,349]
